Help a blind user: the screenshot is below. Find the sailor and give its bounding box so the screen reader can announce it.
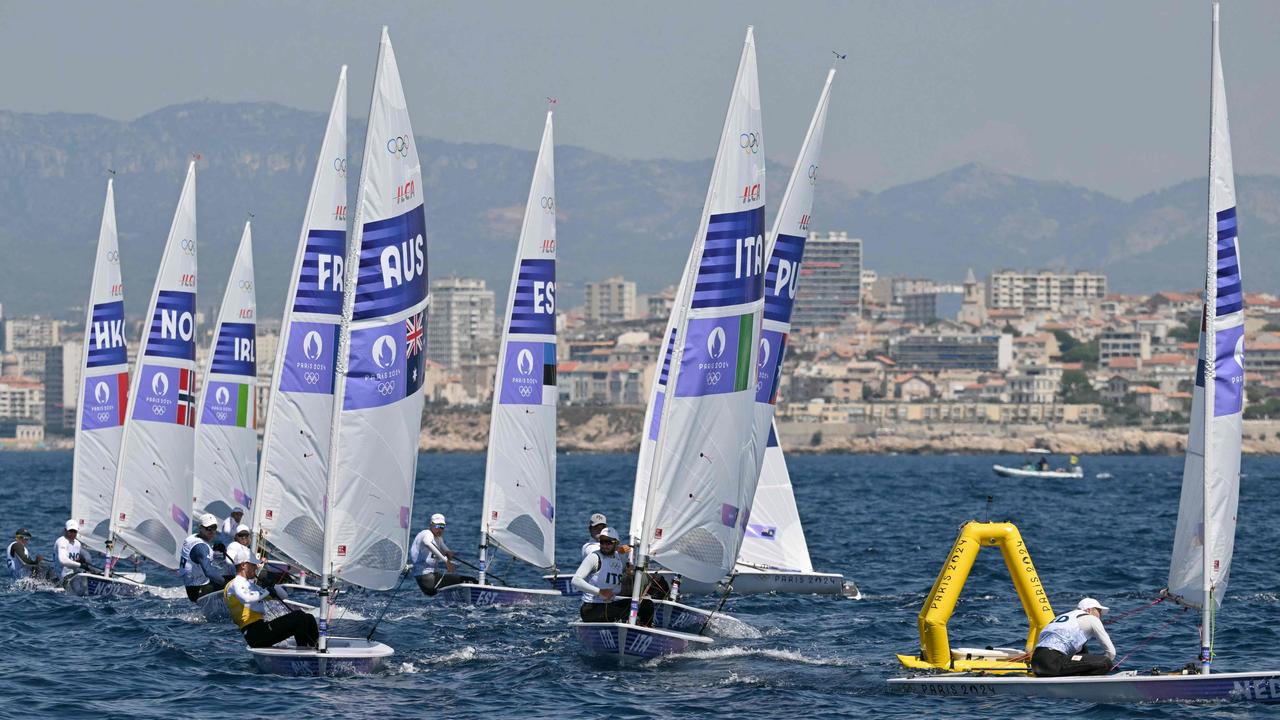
[223,543,319,649]
[1037,456,1050,471]
[1031,597,1116,677]
[179,513,233,601]
[8,528,47,580]
[219,507,246,545]
[408,513,475,596]
[571,527,652,625]
[581,512,631,560]
[55,520,97,580]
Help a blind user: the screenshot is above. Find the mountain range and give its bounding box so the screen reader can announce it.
[0,101,1276,320]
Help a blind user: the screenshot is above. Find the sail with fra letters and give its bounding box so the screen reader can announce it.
[254,67,347,574]
[193,222,257,521]
[638,27,767,584]
[110,162,198,568]
[71,179,129,552]
[325,29,429,591]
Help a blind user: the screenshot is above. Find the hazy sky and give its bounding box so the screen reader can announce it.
[3,1,1278,198]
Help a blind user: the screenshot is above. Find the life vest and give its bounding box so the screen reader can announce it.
[7,542,27,580]
[178,534,211,586]
[55,536,82,579]
[1036,609,1089,655]
[223,577,264,629]
[582,550,626,604]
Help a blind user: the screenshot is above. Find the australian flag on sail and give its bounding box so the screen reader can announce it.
[692,207,766,309]
[211,322,256,376]
[354,206,427,321]
[146,290,196,360]
[764,233,806,323]
[294,229,345,315]
[86,301,127,368]
[510,259,555,335]
[405,310,426,397]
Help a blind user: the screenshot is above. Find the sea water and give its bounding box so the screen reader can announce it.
[1,451,1276,718]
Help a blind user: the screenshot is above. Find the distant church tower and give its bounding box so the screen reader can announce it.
[958,268,987,325]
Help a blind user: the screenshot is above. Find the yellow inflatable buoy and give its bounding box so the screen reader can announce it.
[897,521,1055,674]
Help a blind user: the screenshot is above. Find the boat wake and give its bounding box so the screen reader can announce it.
[705,614,762,639]
[644,646,855,668]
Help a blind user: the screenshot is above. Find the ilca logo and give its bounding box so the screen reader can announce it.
[303,331,324,360]
[373,334,397,370]
[740,131,760,155]
[94,381,110,404]
[387,135,410,157]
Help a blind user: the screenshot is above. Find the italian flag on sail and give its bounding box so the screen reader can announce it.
[203,380,253,428]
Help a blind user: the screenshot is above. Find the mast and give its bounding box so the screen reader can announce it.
[1199,1,1220,673]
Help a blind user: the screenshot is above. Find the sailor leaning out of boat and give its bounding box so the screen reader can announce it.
[1032,598,1117,677]
[223,545,319,649]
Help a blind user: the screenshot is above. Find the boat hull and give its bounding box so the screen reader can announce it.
[434,582,564,606]
[543,573,580,597]
[62,572,144,598]
[677,570,854,597]
[992,464,1084,479]
[571,622,713,662]
[887,670,1280,703]
[248,637,393,676]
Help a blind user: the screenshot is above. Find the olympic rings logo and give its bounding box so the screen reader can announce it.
[740,132,760,154]
[518,386,532,397]
[386,136,410,157]
[152,405,165,416]
[180,238,196,255]
[106,250,120,263]
[377,381,397,396]
[215,411,228,422]
[807,164,819,184]
[96,412,110,422]
[238,280,253,290]
[303,372,320,385]
[333,158,347,176]
[706,371,722,386]
[540,196,555,213]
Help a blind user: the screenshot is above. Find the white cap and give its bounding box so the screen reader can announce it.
[596,527,620,542]
[589,513,607,526]
[234,524,251,536]
[199,513,219,529]
[430,513,447,526]
[1077,597,1109,615]
[65,519,78,532]
[227,543,259,566]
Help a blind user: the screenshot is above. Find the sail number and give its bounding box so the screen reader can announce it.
[734,234,764,280]
[533,281,555,314]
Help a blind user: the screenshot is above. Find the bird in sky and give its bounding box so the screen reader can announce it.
[832,51,847,60]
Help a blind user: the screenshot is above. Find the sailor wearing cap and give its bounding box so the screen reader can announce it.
[223,544,319,648]
[8,527,46,580]
[408,513,476,596]
[581,512,632,560]
[179,513,233,601]
[571,527,653,625]
[219,507,246,546]
[1031,597,1117,677]
[55,520,98,580]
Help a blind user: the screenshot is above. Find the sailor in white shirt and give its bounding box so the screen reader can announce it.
[1032,597,1117,676]
[571,527,652,625]
[55,520,97,580]
[219,507,246,546]
[408,513,475,596]
[581,512,631,561]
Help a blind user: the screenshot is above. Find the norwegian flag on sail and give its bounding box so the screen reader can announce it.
[177,368,196,427]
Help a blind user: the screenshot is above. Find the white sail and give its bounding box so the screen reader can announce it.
[480,112,557,569]
[193,222,257,519]
[325,28,428,591]
[70,179,128,552]
[110,162,198,569]
[738,70,834,573]
[638,27,767,584]
[254,67,347,574]
[1168,1,1243,615]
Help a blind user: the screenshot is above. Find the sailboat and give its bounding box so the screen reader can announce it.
[253,67,346,591]
[678,69,855,599]
[248,28,426,675]
[575,26,766,661]
[436,112,563,606]
[70,162,199,598]
[65,178,145,595]
[890,3,1280,702]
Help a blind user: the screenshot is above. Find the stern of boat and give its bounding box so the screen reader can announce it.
[435,582,565,606]
[248,637,393,676]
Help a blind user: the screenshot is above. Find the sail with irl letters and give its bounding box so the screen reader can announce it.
[1167,0,1243,662]
[254,67,347,574]
[192,222,257,520]
[325,29,429,591]
[71,179,129,552]
[110,162,198,568]
[480,111,557,571]
[739,70,834,576]
[637,27,767,584]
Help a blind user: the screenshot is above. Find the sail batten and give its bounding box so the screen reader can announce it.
[254,67,347,575]
[480,112,557,570]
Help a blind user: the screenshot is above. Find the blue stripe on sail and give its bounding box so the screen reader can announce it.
[86,301,127,368]
[145,290,196,360]
[691,207,766,309]
[763,233,806,323]
[353,206,428,321]
[1217,206,1236,221]
[1214,207,1242,316]
[293,229,345,315]
[658,328,676,386]
[1219,301,1244,316]
[211,322,256,376]
[767,424,779,448]
[1196,358,1206,388]
[509,259,555,335]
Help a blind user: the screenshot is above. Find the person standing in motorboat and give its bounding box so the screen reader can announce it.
[408,513,475,596]
[55,520,98,581]
[179,514,233,601]
[1031,597,1117,677]
[223,544,319,649]
[571,527,653,625]
[8,528,50,581]
[219,507,246,545]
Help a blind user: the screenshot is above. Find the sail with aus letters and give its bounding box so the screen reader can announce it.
[254,67,347,574]
[192,222,257,521]
[110,162,198,568]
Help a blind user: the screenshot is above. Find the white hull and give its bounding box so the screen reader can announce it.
[888,669,1280,703]
[434,582,564,605]
[248,636,392,676]
[992,464,1084,480]
[677,569,857,597]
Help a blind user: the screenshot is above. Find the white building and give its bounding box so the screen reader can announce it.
[986,270,1107,311]
[0,376,44,423]
[585,276,637,325]
[428,277,497,369]
[4,317,64,352]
